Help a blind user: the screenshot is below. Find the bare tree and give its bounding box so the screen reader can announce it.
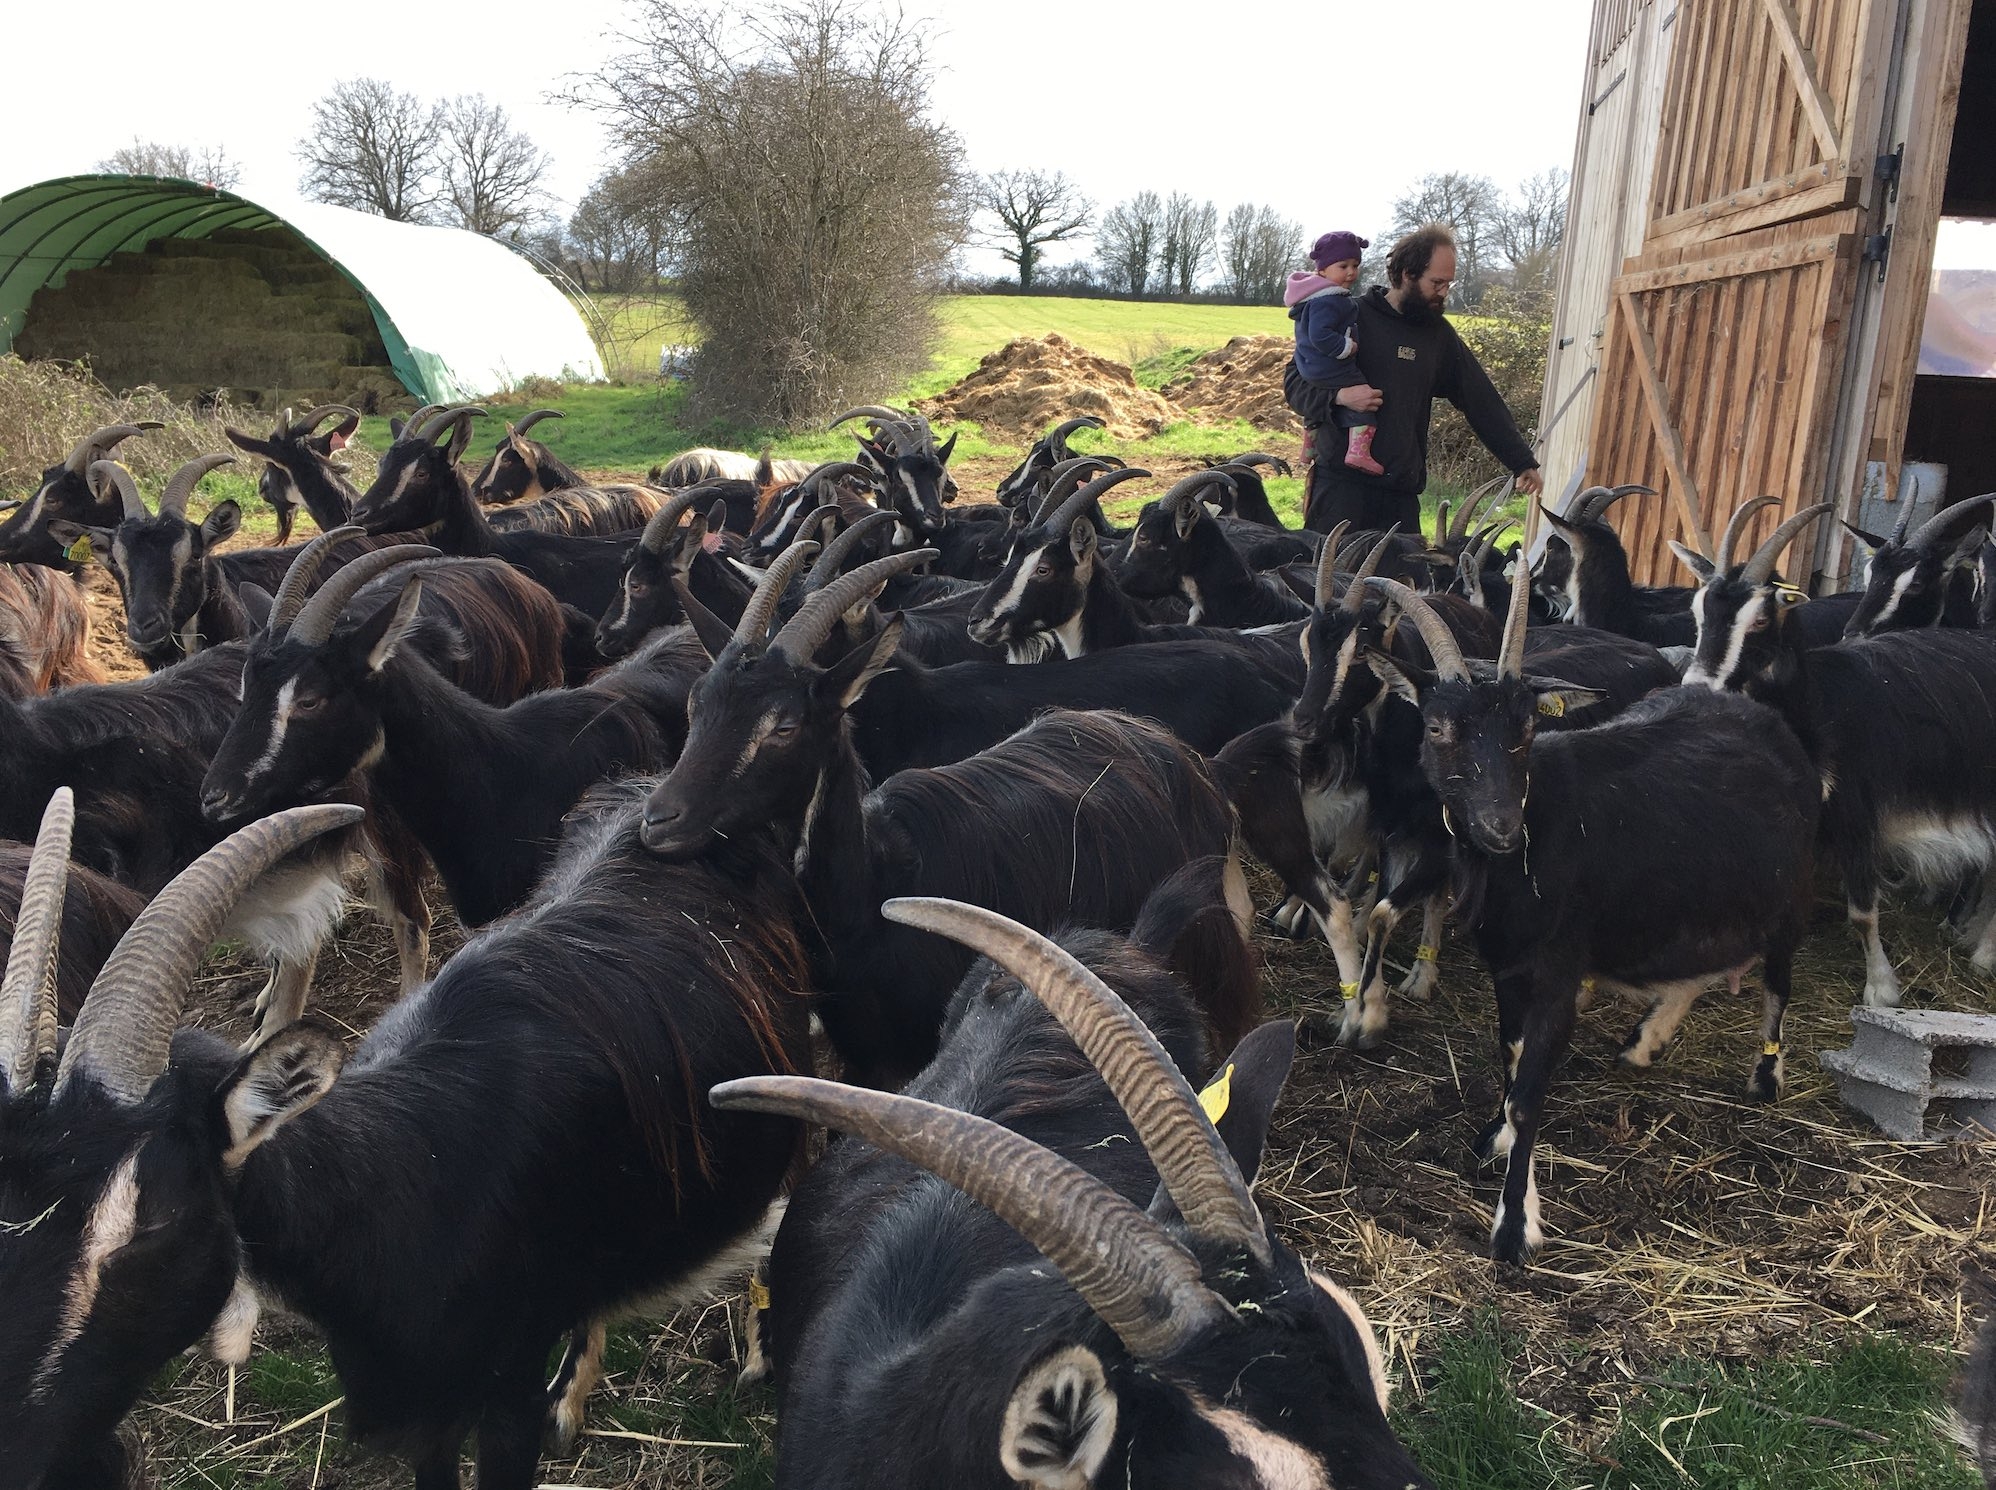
[580,0,969,425]
[1495,168,1569,295]
[1096,191,1165,296]
[566,166,676,291]
[978,169,1092,293]
[1390,171,1502,304]
[436,95,553,237]
[1219,203,1301,305]
[1160,194,1218,297]
[296,78,442,223]
[98,139,241,189]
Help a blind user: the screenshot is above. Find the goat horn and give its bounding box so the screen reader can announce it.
[883,897,1270,1260]
[1740,503,1833,588]
[775,548,937,662]
[733,541,821,651]
[1049,415,1105,447]
[1891,491,1917,546]
[638,488,710,555]
[1032,458,1120,524]
[1368,577,1469,681]
[1715,496,1780,570]
[1,788,75,1090]
[1498,532,1533,677]
[56,804,364,1106]
[417,406,486,446]
[1341,524,1398,614]
[510,409,564,438]
[1581,483,1656,525]
[1313,521,1351,608]
[64,423,156,475]
[296,405,359,436]
[1451,474,1510,544]
[268,526,365,630]
[397,405,445,442]
[1161,470,1234,515]
[1908,492,1996,553]
[288,544,442,648]
[799,461,878,498]
[1046,468,1149,537]
[88,460,150,523]
[159,454,237,518]
[829,407,915,447]
[711,1074,1227,1361]
[810,508,898,583]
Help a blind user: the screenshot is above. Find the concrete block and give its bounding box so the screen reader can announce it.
[1817,1006,1996,1142]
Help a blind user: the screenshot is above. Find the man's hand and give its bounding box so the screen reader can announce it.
[1336,384,1383,414]
[1514,467,1544,497]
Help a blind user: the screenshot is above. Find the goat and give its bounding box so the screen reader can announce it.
[1676,504,1996,1005]
[655,446,814,487]
[748,462,883,561]
[1198,450,1293,529]
[1119,471,1311,626]
[714,897,1428,1489]
[643,549,1246,1086]
[1367,577,1817,1263]
[224,405,360,543]
[995,415,1106,510]
[0,423,160,570]
[0,562,103,697]
[468,408,574,504]
[349,406,642,615]
[202,548,707,928]
[1536,483,1698,645]
[1842,492,1995,636]
[595,489,754,660]
[831,405,959,537]
[0,782,813,1490]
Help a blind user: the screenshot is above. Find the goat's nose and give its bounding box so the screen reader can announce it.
[201,786,236,823]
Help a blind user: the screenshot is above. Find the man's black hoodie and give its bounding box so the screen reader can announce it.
[1284,285,1537,498]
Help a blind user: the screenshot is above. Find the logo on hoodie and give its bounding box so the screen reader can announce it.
[1397,346,1417,361]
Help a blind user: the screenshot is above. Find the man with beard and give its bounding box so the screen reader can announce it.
[1286,224,1543,533]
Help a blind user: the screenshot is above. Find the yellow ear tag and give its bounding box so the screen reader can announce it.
[64,534,92,564]
[747,1274,772,1312]
[1537,694,1566,718]
[1773,584,1808,605]
[1762,1041,1782,1057]
[1197,1063,1234,1124]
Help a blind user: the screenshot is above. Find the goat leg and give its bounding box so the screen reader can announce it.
[1396,896,1446,1001]
[1749,943,1797,1102]
[1845,851,1901,1006]
[1488,976,1577,1266]
[250,950,319,1046]
[545,1317,607,1453]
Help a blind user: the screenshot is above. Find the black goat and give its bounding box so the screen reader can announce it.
[0,422,159,570]
[468,408,574,504]
[995,414,1105,509]
[1370,578,1817,1263]
[1842,491,1995,636]
[747,461,882,561]
[1119,471,1311,626]
[1536,483,1697,645]
[831,405,959,536]
[349,406,643,614]
[202,549,707,927]
[0,783,813,1490]
[595,489,754,660]
[716,897,1427,1489]
[1199,451,1293,529]
[644,549,1246,1085]
[224,404,359,543]
[1677,504,1996,1006]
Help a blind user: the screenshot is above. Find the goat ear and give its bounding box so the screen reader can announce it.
[999,1345,1118,1490]
[328,415,358,449]
[1668,541,1715,582]
[1365,647,1425,706]
[1524,678,1609,718]
[936,431,958,464]
[1069,516,1097,563]
[48,521,114,562]
[672,579,734,660]
[239,582,275,632]
[1841,521,1888,553]
[389,417,408,442]
[218,1023,343,1169]
[442,418,476,466]
[822,617,902,708]
[706,500,729,540]
[1173,500,1198,541]
[350,578,426,673]
[201,500,243,546]
[1151,1022,1296,1225]
[223,427,275,458]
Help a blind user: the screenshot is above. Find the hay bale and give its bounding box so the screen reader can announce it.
[1161,335,1302,434]
[917,333,1179,440]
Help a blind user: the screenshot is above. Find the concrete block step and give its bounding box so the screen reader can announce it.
[1818,1006,1996,1141]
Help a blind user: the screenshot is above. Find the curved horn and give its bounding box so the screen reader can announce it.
[1045,468,1149,536]
[1368,577,1469,681]
[1909,492,1996,552]
[268,526,365,630]
[1740,503,1833,588]
[1715,495,1780,570]
[638,487,710,555]
[1032,457,1121,524]
[1313,521,1351,608]
[1433,502,1451,547]
[883,898,1268,1259]
[416,406,486,445]
[64,424,155,475]
[1341,524,1399,613]
[1048,415,1105,449]
[1228,451,1292,477]
[733,540,821,650]
[56,804,365,1106]
[288,544,442,648]
[1580,483,1656,526]
[396,405,445,442]
[159,454,237,518]
[87,460,150,523]
[798,461,879,498]
[1891,492,1917,546]
[1498,530,1534,677]
[1,788,75,1090]
[1160,470,1234,516]
[711,1074,1226,1360]
[1451,473,1511,544]
[774,548,937,662]
[810,508,898,582]
[509,409,565,439]
[296,405,360,436]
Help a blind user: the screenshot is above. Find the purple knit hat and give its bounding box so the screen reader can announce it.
[1310,230,1369,270]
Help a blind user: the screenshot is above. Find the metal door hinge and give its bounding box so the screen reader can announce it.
[1862,227,1893,283]
[1875,145,1904,203]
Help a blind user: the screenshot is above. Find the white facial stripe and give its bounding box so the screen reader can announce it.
[1189,1394,1331,1490]
[33,1147,144,1397]
[985,544,1051,631]
[242,677,299,787]
[1306,1269,1391,1412]
[1875,564,1919,629]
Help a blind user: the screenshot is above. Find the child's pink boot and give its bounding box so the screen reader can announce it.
[1344,424,1384,476]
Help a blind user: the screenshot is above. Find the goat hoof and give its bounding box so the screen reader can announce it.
[1489,1226,1538,1268]
[1746,1073,1779,1103]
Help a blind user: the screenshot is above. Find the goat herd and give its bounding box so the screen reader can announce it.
[1,401,1993,1488]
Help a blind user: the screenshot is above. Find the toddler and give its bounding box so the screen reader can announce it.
[1285,230,1382,475]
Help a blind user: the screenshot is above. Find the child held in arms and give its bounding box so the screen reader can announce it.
[1284,230,1382,474]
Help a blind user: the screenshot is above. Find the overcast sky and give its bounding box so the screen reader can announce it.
[6,0,1591,279]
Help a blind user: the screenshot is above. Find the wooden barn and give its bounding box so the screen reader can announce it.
[1541,0,1994,586]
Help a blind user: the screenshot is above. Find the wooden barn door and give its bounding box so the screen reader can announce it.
[1585,0,1900,583]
